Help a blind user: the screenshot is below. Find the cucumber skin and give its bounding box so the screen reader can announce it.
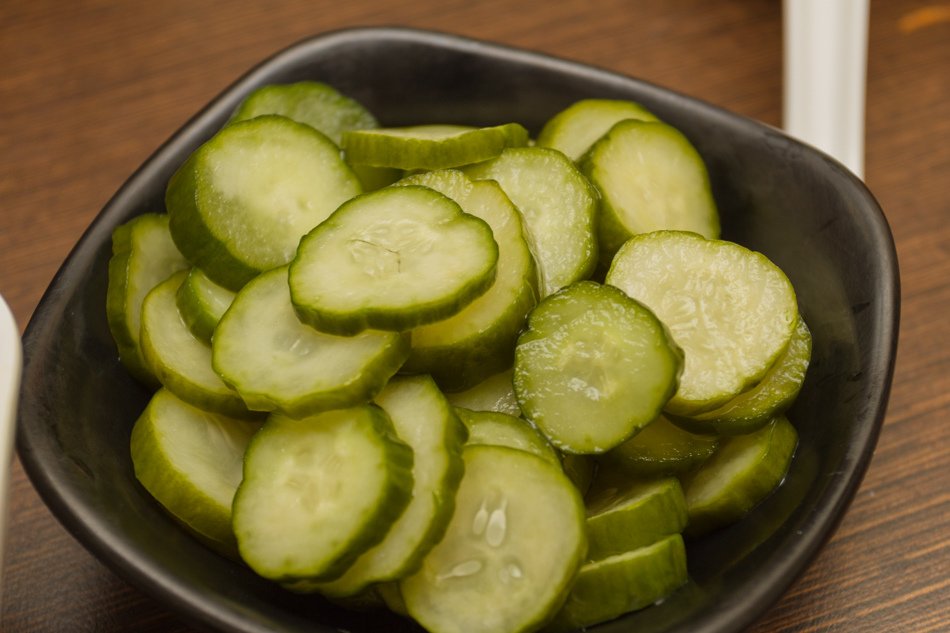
[234,407,415,583]
[597,415,720,478]
[175,268,235,343]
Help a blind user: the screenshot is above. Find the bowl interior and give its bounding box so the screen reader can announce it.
[17,27,898,633]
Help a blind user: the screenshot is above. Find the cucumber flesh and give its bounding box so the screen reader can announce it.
[445,368,521,417]
[290,185,499,335]
[212,266,409,418]
[395,170,539,391]
[232,406,414,582]
[537,98,659,162]
[598,415,719,478]
[175,267,235,343]
[106,213,189,384]
[166,115,362,290]
[400,445,586,633]
[454,408,560,466]
[312,376,467,597]
[514,281,682,454]
[130,388,261,558]
[683,414,798,536]
[606,231,799,417]
[465,147,599,297]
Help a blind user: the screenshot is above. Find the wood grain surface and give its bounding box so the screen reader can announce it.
[1,0,947,631]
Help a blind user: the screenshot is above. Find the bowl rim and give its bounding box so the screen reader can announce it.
[16,25,900,633]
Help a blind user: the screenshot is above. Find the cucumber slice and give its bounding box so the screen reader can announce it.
[514,281,682,454]
[400,445,586,633]
[582,120,720,265]
[584,476,688,560]
[598,415,720,478]
[671,317,812,435]
[455,408,560,466]
[106,213,188,384]
[466,147,599,297]
[232,406,414,582]
[140,271,252,417]
[376,581,409,617]
[229,81,379,145]
[342,123,529,170]
[175,267,235,343]
[395,170,539,390]
[561,453,596,497]
[130,388,260,558]
[312,376,467,597]
[166,115,362,290]
[549,534,688,632]
[606,231,799,417]
[211,267,409,417]
[537,98,659,162]
[445,368,521,417]
[289,185,498,335]
[683,414,798,536]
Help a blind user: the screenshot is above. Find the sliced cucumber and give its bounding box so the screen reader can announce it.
[175,267,235,343]
[606,231,799,417]
[561,453,596,497]
[130,388,261,558]
[465,147,599,297]
[229,81,378,145]
[584,476,688,560]
[106,213,189,384]
[211,266,409,417]
[376,581,409,616]
[342,123,529,170]
[232,406,414,582]
[395,170,539,390]
[537,98,659,162]
[454,408,560,466]
[289,185,498,335]
[400,445,586,633]
[598,415,720,477]
[166,115,362,290]
[445,368,521,417]
[140,271,251,417]
[671,317,812,435]
[514,281,682,454]
[549,534,688,632]
[313,376,467,597]
[683,414,798,536]
[582,119,720,266]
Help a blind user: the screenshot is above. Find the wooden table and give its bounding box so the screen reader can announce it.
[1,1,947,631]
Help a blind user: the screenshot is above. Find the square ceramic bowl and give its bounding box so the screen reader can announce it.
[16,27,898,633]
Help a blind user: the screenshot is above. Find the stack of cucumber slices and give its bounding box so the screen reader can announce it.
[106,83,810,632]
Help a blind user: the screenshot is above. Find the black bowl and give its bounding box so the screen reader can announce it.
[17,27,899,633]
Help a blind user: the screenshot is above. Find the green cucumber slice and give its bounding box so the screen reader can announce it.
[466,147,599,297]
[445,368,521,417]
[549,534,688,632]
[454,408,560,466]
[289,185,498,335]
[400,445,586,633]
[140,271,251,417]
[583,476,688,560]
[166,115,362,290]
[598,415,720,477]
[211,266,409,417]
[232,406,414,582]
[312,376,467,597]
[671,317,812,435]
[537,98,659,162]
[130,388,261,558]
[106,213,189,384]
[683,414,798,536]
[342,123,529,170]
[606,231,799,417]
[175,267,235,343]
[395,170,539,390]
[582,119,720,265]
[561,453,596,497]
[376,581,409,616]
[229,81,378,145]
[514,281,682,454]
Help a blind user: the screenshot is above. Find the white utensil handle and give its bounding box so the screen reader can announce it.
[783,0,869,178]
[0,294,21,597]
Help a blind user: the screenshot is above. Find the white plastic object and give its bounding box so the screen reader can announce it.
[0,293,21,598]
[783,0,870,178]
